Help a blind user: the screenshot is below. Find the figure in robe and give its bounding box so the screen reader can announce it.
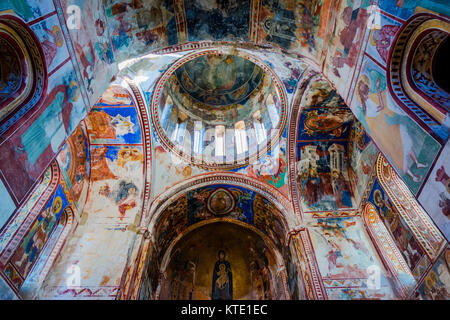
[211,250,233,300]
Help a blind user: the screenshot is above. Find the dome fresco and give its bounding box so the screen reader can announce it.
[152,50,287,169]
[174,53,265,106]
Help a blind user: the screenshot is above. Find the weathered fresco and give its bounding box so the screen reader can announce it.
[38,85,148,299]
[351,55,440,195]
[308,217,396,299]
[0,57,86,204]
[257,0,318,59]
[30,13,70,74]
[162,222,281,300]
[0,0,449,300]
[153,184,287,265]
[296,79,356,212]
[9,185,68,281]
[0,159,75,297]
[184,0,250,42]
[414,247,450,300]
[57,124,90,213]
[104,0,175,62]
[321,0,371,94]
[57,0,117,105]
[418,140,450,240]
[367,179,429,278]
[348,121,378,207]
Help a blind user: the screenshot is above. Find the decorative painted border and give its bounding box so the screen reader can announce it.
[41,286,119,298]
[123,81,153,227]
[0,161,59,263]
[296,230,328,300]
[376,154,446,260]
[18,206,75,297]
[150,48,289,170]
[157,217,291,300]
[0,14,48,136]
[119,171,298,300]
[363,202,415,298]
[310,210,360,218]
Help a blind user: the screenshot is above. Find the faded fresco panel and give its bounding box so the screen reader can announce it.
[348,121,378,207]
[0,0,54,22]
[0,60,85,202]
[104,0,174,62]
[367,179,428,276]
[297,141,354,212]
[322,0,371,95]
[350,55,440,195]
[57,125,90,213]
[257,0,319,59]
[184,0,250,42]
[414,248,450,300]
[58,0,117,106]
[308,217,396,299]
[30,13,70,73]
[418,140,450,241]
[0,179,16,230]
[364,13,401,67]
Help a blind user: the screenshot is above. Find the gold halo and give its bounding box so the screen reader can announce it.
[373,189,384,208]
[52,196,63,214]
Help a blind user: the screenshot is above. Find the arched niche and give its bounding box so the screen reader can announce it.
[158,219,288,300]
[291,73,358,216]
[388,13,450,140]
[363,154,447,298]
[121,176,307,300]
[0,14,47,136]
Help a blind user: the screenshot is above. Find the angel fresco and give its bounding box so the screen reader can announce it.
[355,60,437,191]
[211,250,233,300]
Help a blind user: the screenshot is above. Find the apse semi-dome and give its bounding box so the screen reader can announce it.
[151,49,287,169]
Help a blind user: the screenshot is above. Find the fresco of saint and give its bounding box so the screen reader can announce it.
[211,250,233,300]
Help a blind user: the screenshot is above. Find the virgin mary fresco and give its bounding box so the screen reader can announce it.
[211,250,233,300]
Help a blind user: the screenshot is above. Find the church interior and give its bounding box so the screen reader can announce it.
[0,0,449,300]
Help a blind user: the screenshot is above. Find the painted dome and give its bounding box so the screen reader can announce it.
[151,50,287,169]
